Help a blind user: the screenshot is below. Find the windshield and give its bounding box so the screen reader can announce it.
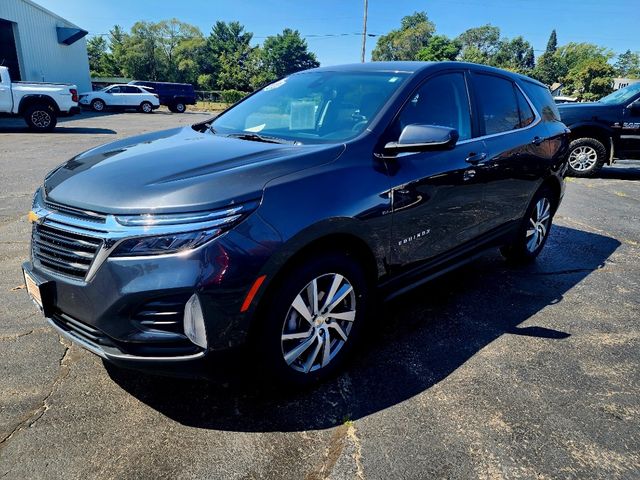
[599,82,640,105]
[211,71,409,143]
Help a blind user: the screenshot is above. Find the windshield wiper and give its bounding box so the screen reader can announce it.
[226,133,298,145]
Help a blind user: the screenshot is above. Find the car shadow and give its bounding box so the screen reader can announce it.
[106,225,620,432]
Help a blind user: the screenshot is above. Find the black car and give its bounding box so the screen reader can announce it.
[129,80,196,113]
[558,82,640,176]
[23,62,569,386]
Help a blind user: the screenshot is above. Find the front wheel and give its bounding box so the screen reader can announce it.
[501,187,555,264]
[140,101,154,113]
[567,138,606,177]
[255,252,370,387]
[24,104,57,132]
[91,99,106,112]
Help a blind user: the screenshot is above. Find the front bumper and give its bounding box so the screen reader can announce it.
[23,206,278,375]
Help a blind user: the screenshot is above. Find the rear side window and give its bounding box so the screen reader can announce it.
[473,74,520,135]
[396,72,472,141]
[515,87,535,128]
[520,81,561,122]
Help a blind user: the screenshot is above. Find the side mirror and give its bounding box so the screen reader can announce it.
[384,124,459,154]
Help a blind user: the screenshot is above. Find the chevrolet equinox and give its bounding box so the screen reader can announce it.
[23,62,569,386]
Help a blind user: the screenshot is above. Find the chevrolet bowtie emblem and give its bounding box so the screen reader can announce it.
[27,211,39,223]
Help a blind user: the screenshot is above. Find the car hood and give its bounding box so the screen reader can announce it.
[557,102,617,121]
[44,126,345,214]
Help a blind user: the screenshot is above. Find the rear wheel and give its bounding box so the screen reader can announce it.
[24,104,57,132]
[173,102,186,113]
[140,101,153,113]
[501,187,555,264]
[567,138,606,177]
[255,252,370,387]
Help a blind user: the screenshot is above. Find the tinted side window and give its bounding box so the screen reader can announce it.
[473,74,520,135]
[521,81,561,122]
[515,87,535,128]
[109,86,121,93]
[396,72,472,141]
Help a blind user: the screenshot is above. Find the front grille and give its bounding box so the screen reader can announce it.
[32,223,102,279]
[44,200,107,224]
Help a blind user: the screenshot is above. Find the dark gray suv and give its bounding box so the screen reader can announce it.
[23,62,569,386]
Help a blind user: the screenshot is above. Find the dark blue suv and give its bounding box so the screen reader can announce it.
[129,80,196,113]
[23,62,569,386]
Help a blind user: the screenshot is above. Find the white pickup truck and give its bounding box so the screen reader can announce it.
[0,66,80,132]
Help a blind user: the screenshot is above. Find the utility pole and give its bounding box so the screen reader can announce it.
[360,0,368,63]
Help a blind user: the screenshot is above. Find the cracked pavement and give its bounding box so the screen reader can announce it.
[1,112,639,479]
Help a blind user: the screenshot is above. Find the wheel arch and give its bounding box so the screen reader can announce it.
[246,222,383,334]
[18,95,59,115]
[539,175,563,213]
[567,123,614,164]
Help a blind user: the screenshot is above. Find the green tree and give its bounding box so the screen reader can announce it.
[202,21,254,88]
[261,29,319,79]
[416,35,461,61]
[494,36,535,73]
[615,50,640,78]
[118,21,165,80]
[545,29,558,54]
[87,36,112,76]
[563,57,615,101]
[457,25,501,64]
[156,19,203,82]
[371,12,436,61]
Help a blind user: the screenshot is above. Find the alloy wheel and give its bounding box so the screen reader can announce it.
[568,146,598,172]
[281,273,356,373]
[93,100,104,111]
[526,197,551,252]
[31,110,51,129]
[142,103,152,113]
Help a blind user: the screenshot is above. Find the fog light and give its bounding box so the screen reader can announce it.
[184,294,208,348]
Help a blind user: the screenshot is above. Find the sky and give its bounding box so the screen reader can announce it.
[36,0,639,65]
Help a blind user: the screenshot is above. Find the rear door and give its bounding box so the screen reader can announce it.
[123,86,144,106]
[387,71,489,266]
[469,72,551,231]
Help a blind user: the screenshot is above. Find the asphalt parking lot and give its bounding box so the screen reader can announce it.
[1,111,639,479]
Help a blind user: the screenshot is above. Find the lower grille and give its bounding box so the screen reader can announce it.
[32,223,102,279]
[50,312,113,348]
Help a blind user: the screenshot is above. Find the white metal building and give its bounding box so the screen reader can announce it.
[0,0,91,91]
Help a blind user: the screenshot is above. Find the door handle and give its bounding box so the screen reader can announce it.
[532,136,544,146]
[464,152,487,165]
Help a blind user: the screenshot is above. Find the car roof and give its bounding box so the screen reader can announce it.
[301,61,546,87]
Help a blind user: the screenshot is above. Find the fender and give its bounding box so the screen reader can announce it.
[565,121,615,165]
[244,216,386,317]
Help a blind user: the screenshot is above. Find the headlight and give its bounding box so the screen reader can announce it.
[110,201,259,257]
[111,228,221,257]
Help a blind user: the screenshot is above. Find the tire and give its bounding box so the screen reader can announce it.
[173,102,186,113]
[140,101,153,113]
[501,186,555,264]
[91,99,106,112]
[254,252,371,387]
[24,104,57,132]
[168,105,178,113]
[566,138,607,177]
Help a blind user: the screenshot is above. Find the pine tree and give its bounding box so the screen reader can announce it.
[545,30,557,54]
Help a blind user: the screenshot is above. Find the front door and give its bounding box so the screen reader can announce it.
[386,71,488,267]
[0,69,12,112]
[619,98,640,157]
